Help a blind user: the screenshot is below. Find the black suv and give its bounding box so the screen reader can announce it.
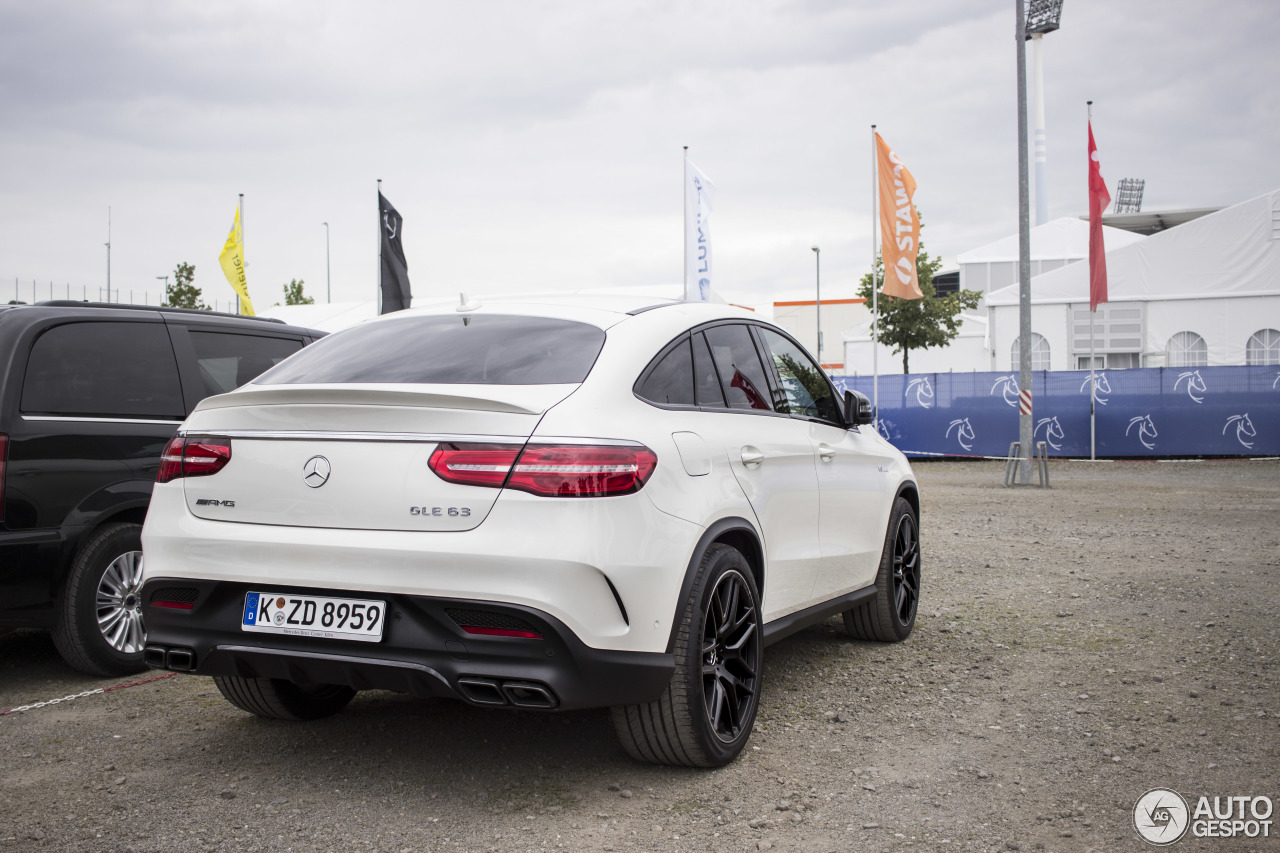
[0,302,323,675]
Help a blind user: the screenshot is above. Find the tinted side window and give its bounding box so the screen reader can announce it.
[256,314,604,385]
[637,337,695,406]
[703,325,772,411]
[693,332,725,408]
[190,331,304,398]
[21,322,184,418]
[759,328,841,424]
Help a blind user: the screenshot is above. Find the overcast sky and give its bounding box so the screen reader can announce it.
[2,0,1278,312]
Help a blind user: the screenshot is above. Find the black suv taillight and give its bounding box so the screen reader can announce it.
[157,436,232,483]
[428,442,657,497]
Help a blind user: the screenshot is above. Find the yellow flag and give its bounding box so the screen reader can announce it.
[218,208,255,316]
[876,132,923,300]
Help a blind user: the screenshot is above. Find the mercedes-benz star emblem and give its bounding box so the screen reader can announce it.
[302,455,331,488]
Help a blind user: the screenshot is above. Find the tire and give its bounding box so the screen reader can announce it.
[844,496,920,643]
[213,675,356,721]
[611,543,763,767]
[52,522,149,677]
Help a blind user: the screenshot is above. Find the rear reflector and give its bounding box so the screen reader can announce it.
[158,436,232,483]
[460,625,543,639]
[429,441,657,497]
[150,600,195,611]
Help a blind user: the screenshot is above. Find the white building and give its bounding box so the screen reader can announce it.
[773,299,871,371]
[986,188,1280,370]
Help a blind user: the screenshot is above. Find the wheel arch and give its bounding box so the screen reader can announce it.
[664,516,764,654]
[895,480,920,522]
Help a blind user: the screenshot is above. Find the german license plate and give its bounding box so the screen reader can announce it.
[241,591,386,643]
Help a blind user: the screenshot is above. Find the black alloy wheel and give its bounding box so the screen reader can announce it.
[889,510,921,627]
[701,568,761,743]
[843,496,921,643]
[611,543,764,767]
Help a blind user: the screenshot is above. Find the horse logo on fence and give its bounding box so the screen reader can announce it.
[990,374,1020,408]
[1034,416,1065,451]
[1079,371,1111,405]
[1126,414,1159,450]
[876,418,898,441]
[946,418,976,451]
[1174,370,1207,404]
[905,376,934,409]
[1273,371,1280,390]
[1223,414,1256,449]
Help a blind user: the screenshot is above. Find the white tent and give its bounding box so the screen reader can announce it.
[986,188,1280,368]
[957,216,1146,298]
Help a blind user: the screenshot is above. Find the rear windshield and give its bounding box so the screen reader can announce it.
[254,314,605,385]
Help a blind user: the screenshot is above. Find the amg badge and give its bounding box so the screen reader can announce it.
[195,498,236,507]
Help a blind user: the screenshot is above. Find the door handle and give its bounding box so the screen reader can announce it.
[740,447,764,468]
[818,442,836,462]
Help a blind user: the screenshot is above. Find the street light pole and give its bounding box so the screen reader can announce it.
[156,275,168,307]
[323,222,331,303]
[811,246,822,364]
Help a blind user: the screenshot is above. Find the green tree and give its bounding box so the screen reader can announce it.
[280,278,314,306]
[163,262,210,310]
[856,242,981,374]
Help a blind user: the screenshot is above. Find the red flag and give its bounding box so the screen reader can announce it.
[1088,121,1111,312]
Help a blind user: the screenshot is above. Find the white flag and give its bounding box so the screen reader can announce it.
[684,159,716,302]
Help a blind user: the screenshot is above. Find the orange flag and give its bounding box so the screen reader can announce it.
[876,132,923,300]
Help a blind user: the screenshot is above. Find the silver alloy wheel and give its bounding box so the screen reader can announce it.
[95,550,147,653]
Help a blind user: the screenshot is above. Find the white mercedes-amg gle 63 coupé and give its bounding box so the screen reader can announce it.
[140,295,920,767]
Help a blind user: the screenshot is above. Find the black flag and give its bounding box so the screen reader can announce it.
[378,191,411,313]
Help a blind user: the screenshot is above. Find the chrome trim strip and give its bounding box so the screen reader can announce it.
[22,415,184,425]
[176,429,642,447]
[183,430,524,443]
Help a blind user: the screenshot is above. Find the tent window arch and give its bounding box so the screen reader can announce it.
[1010,333,1050,371]
[1246,328,1280,365]
[1166,331,1207,368]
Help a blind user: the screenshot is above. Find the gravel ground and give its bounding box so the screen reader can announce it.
[2,459,1277,853]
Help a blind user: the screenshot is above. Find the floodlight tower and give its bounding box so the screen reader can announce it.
[1026,0,1063,225]
[1113,178,1145,214]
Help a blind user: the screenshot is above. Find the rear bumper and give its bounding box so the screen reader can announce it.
[140,577,673,711]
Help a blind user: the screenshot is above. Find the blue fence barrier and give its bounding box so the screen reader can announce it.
[831,366,1280,458]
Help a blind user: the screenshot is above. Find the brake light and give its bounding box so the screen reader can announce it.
[157,436,232,483]
[0,433,7,522]
[428,443,522,487]
[508,444,656,497]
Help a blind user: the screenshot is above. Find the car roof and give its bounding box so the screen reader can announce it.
[1,301,325,337]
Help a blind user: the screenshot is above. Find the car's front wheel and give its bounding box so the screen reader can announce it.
[213,676,357,721]
[844,496,920,642]
[611,543,763,767]
[52,522,149,677]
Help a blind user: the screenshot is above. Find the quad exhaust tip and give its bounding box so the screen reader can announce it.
[457,677,558,709]
[144,645,196,672]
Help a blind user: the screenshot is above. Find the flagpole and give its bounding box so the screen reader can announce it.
[870,124,879,430]
[376,178,383,315]
[105,206,111,303]
[1088,101,1097,462]
[682,146,689,301]
[236,194,245,314]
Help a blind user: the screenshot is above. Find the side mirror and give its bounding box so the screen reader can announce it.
[843,389,873,426]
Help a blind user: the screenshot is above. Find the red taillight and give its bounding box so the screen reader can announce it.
[0,433,8,522]
[429,441,657,497]
[157,436,232,483]
[507,444,658,497]
[428,443,523,487]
